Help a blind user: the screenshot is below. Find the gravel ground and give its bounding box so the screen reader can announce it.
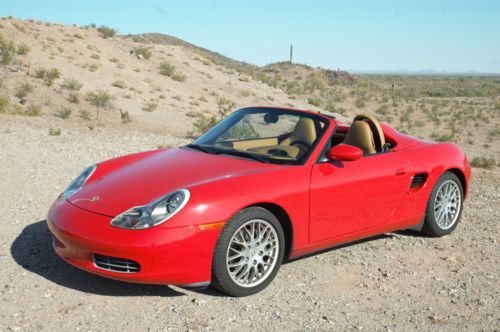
[1,117,499,331]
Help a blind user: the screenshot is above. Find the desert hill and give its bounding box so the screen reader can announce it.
[0,17,499,166]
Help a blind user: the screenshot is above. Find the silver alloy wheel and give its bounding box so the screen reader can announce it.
[434,179,461,230]
[226,219,279,288]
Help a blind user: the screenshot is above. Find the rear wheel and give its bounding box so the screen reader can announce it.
[211,207,284,296]
[423,172,464,237]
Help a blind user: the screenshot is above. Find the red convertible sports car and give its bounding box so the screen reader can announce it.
[47,107,471,296]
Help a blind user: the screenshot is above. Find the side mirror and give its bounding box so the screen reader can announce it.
[327,144,363,161]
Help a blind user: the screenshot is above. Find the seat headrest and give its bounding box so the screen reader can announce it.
[290,118,316,145]
[353,114,385,152]
[344,120,376,154]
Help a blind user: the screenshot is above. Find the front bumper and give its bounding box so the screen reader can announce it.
[47,200,221,285]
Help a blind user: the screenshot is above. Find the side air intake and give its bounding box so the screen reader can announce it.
[410,173,428,189]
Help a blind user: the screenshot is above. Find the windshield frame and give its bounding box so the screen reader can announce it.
[190,107,331,165]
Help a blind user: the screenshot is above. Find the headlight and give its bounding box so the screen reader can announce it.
[63,165,97,199]
[111,189,190,229]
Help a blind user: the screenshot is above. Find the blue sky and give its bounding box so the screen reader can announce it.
[1,0,499,73]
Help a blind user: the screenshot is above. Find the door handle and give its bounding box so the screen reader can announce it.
[395,167,409,176]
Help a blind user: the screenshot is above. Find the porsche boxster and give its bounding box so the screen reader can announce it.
[47,107,470,296]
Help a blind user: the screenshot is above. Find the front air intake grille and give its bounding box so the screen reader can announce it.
[93,254,140,273]
[410,173,428,188]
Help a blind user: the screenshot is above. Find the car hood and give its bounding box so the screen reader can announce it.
[68,148,279,217]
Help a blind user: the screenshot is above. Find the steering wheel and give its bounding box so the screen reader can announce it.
[290,140,310,150]
[268,148,290,157]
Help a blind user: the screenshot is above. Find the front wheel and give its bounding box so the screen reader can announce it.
[423,171,464,237]
[211,207,285,296]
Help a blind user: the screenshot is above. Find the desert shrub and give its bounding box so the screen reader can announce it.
[16,43,30,55]
[90,53,100,60]
[34,68,46,78]
[55,107,72,119]
[69,92,79,103]
[142,101,158,112]
[325,101,346,115]
[15,82,33,99]
[307,98,321,107]
[375,104,389,116]
[304,72,327,93]
[134,46,152,59]
[159,61,186,82]
[119,109,131,124]
[240,90,252,97]
[61,78,83,91]
[35,68,60,86]
[87,89,113,119]
[354,97,366,109]
[430,132,456,143]
[284,81,303,95]
[79,110,91,121]
[73,33,84,39]
[188,97,236,137]
[97,25,116,39]
[0,96,9,113]
[25,104,42,117]
[470,156,496,169]
[0,34,15,65]
[48,128,61,136]
[111,80,126,89]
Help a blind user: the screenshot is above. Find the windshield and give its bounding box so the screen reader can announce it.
[190,108,329,164]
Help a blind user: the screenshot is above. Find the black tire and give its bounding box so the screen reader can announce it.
[211,207,285,297]
[422,171,464,237]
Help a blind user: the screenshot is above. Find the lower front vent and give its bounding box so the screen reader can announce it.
[93,254,140,273]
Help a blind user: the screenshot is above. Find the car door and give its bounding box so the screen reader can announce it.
[309,151,410,243]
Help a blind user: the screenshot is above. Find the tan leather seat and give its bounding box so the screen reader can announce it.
[281,118,316,147]
[344,120,376,154]
[344,114,385,155]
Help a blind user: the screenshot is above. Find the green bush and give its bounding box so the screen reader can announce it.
[307,98,321,107]
[134,46,152,59]
[34,68,46,78]
[55,107,72,119]
[97,25,116,39]
[354,97,366,109]
[25,104,42,117]
[0,96,9,113]
[119,109,131,124]
[49,128,61,136]
[0,34,15,65]
[375,104,389,116]
[142,101,158,112]
[35,68,60,86]
[188,97,236,137]
[16,43,30,55]
[15,82,33,99]
[87,89,113,119]
[79,110,91,121]
[159,61,186,82]
[69,92,79,103]
[61,78,83,91]
[470,156,496,170]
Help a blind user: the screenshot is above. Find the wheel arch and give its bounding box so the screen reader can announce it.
[246,202,293,260]
[446,168,467,198]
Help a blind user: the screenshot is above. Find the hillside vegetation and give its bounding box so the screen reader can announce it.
[0,17,499,166]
